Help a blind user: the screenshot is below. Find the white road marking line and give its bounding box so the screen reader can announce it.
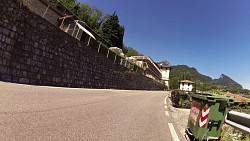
[165,105,168,109]
[164,96,168,105]
[168,123,180,141]
[165,111,169,116]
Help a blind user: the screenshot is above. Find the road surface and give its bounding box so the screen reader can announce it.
[0,82,185,141]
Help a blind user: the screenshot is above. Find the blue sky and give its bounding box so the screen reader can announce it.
[79,0,250,90]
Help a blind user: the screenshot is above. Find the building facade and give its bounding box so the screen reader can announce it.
[157,64,171,89]
[179,80,194,92]
[132,56,162,81]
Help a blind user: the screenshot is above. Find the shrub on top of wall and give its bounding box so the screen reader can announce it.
[99,44,109,55]
[89,39,99,50]
[115,55,122,64]
[108,50,116,60]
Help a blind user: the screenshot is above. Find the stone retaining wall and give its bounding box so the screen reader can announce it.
[0,0,165,90]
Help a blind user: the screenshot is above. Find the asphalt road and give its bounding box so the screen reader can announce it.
[0,82,185,141]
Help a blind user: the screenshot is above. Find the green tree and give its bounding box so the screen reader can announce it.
[56,0,78,11]
[180,72,192,80]
[78,4,108,34]
[101,12,125,49]
[50,1,125,48]
[170,77,180,90]
[123,47,140,57]
[49,1,107,35]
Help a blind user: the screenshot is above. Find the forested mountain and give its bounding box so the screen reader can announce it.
[170,65,216,91]
[170,65,250,95]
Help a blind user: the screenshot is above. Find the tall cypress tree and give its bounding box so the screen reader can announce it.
[101,12,125,49]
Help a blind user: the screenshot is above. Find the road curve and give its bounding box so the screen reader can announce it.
[0,82,185,141]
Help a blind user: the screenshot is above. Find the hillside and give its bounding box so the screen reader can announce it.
[170,65,213,83]
[214,74,242,88]
[169,65,249,95]
[170,65,219,91]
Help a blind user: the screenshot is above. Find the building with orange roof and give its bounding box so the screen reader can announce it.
[224,91,250,103]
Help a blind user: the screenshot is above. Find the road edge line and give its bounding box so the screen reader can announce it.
[164,96,168,105]
[168,123,180,141]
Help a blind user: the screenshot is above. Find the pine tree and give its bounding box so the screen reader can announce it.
[101,12,125,49]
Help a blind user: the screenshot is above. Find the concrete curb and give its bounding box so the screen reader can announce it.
[167,95,189,141]
[167,96,176,112]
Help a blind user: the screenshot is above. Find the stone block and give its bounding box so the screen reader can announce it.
[2,28,10,36]
[0,65,7,73]
[29,79,38,85]
[12,77,19,83]
[34,42,38,48]
[1,35,6,42]
[12,25,16,32]
[23,71,27,77]
[10,32,15,38]
[3,19,8,24]
[0,50,2,57]
[6,45,12,51]
[3,51,11,59]
[37,74,40,79]
[19,78,29,84]
[2,59,7,65]
[1,74,11,82]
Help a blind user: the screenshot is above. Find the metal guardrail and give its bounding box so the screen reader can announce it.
[226,110,250,133]
[59,19,144,73]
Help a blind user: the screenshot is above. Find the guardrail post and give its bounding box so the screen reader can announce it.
[87,36,91,46]
[106,50,109,58]
[98,43,101,52]
[114,54,117,62]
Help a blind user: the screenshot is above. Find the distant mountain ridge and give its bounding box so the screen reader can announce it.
[214,74,242,89]
[170,65,213,82]
[170,65,244,92]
